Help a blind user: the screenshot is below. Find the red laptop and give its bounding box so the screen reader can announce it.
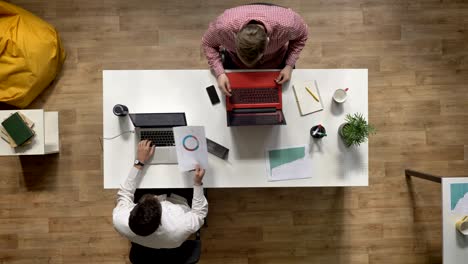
[226,71,286,126]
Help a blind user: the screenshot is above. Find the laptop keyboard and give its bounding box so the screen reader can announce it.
[230,88,279,104]
[140,130,175,147]
[230,113,281,126]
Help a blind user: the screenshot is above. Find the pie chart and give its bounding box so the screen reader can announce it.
[182,135,199,151]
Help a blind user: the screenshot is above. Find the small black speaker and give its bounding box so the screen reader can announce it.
[113,104,129,116]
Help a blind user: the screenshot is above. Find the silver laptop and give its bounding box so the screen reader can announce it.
[129,113,187,164]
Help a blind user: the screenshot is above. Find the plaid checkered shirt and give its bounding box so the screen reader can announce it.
[202,5,309,77]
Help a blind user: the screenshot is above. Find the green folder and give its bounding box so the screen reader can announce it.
[1,112,34,146]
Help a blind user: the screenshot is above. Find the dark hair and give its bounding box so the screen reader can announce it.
[129,194,162,236]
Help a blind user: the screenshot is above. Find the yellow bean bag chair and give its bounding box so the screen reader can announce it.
[0,1,65,108]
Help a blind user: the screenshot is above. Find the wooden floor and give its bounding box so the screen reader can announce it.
[1,0,468,263]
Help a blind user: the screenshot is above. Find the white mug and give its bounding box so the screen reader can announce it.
[333,88,348,103]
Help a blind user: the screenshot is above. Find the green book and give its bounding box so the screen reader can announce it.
[1,112,34,146]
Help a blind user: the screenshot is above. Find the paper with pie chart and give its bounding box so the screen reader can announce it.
[173,126,208,172]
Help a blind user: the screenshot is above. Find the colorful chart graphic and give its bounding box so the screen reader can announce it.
[266,145,313,182]
[182,135,199,151]
[268,146,305,171]
[173,126,208,172]
[451,183,468,213]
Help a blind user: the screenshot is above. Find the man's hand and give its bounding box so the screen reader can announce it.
[135,140,155,169]
[275,65,293,84]
[217,73,232,96]
[193,164,205,186]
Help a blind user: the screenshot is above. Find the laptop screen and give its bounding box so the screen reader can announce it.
[129,113,187,128]
[227,110,286,126]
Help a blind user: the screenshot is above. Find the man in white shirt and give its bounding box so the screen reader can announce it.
[113,140,208,249]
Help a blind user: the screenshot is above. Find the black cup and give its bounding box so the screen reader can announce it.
[310,125,327,139]
[113,104,129,116]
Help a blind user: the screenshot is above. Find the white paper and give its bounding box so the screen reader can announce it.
[173,126,208,172]
[292,80,324,116]
[265,145,312,182]
[453,193,468,214]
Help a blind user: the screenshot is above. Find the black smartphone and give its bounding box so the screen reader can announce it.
[206,138,229,160]
[206,85,220,105]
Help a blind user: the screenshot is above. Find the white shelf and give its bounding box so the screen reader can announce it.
[0,109,60,156]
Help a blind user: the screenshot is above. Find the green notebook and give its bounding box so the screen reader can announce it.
[1,112,34,146]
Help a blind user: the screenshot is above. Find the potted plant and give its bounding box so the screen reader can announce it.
[339,113,375,147]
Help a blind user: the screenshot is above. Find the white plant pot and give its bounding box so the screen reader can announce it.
[339,123,348,138]
[339,123,352,147]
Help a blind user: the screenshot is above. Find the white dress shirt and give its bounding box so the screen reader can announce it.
[112,167,208,249]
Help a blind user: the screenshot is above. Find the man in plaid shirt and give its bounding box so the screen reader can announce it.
[202,4,308,96]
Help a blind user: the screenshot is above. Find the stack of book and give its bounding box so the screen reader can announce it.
[1,112,35,148]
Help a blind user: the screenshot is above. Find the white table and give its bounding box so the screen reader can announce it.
[442,177,468,263]
[0,109,59,155]
[103,69,368,188]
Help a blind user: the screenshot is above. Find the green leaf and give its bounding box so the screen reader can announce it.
[341,113,375,147]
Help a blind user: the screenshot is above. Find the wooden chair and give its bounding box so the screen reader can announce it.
[405,169,464,183]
